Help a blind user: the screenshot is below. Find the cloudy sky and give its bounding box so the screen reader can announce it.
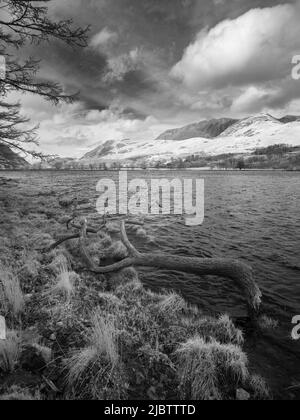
[10,0,300,157]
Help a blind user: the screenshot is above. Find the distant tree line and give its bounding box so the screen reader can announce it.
[253,144,298,156]
[30,144,300,171]
[152,145,300,171]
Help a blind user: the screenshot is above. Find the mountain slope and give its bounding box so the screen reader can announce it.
[279,115,300,124]
[80,114,300,165]
[156,118,238,140]
[219,114,281,137]
[0,144,30,169]
[82,140,117,159]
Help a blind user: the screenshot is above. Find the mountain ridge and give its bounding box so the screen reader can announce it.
[157,114,293,141]
[156,118,238,140]
[79,113,300,166]
[0,144,30,169]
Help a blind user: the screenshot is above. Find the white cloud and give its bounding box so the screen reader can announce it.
[231,86,272,114]
[103,49,142,83]
[171,3,300,90]
[36,106,172,158]
[89,27,118,49]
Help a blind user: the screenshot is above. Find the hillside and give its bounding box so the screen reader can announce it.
[156,118,238,140]
[0,144,30,169]
[278,115,300,124]
[219,114,281,137]
[79,114,300,167]
[81,140,117,160]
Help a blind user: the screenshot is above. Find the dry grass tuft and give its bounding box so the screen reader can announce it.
[191,314,244,346]
[217,315,244,345]
[65,347,98,387]
[158,292,187,318]
[176,337,249,400]
[0,266,24,318]
[0,330,22,373]
[46,254,78,301]
[51,271,78,301]
[248,374,271,400]
[64,311,124,399]
[89,311,119,366]
[257,315,279,331]
[48,253,69,275]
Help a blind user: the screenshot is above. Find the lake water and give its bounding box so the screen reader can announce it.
[1,169,300,398]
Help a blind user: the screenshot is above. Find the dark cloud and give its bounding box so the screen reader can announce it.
[121,107,148,120]
[12,0,300,156]
[118,70,159,96]
[34,41,107,87]
[79,95,108,112]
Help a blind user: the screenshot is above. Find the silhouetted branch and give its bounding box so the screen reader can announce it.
[0,0,89,157]
[0,0,89,48]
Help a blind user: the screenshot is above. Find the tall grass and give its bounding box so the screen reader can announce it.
[158,292,187,317]
[90,312,119,365]
[52,271,77,302]
[65,311,119,389]
[217,315,244,345]
[49,253,69,275]
[0,330,21,373]
[47,254,77,301]
[176,337,249,400]
[0,266,24,318]
[189,314,244,346]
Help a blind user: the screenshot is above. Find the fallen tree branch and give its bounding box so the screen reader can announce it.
[49,217,144,251]
[69,218,144,231]
[49,226,103,251]
[77,220,262,315]
[49,233,81,251]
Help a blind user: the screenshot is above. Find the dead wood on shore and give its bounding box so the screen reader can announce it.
[50,216,262,316]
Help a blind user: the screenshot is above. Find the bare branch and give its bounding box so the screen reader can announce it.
[120,220,140,257]
[0,0,89,157]
[61,220,262,315]
[0,0,89,48]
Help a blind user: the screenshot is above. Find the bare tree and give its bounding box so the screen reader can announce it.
[0,0,89,157]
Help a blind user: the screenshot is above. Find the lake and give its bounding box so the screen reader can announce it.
[1,169,300,398]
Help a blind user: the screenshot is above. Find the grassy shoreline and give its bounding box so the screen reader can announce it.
[0,177,270,400]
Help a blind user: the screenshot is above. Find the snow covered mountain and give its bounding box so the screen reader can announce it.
[156,118,238,140]
[80,114,300,165]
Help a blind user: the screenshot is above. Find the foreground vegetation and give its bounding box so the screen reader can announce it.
[0,177,271,400]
